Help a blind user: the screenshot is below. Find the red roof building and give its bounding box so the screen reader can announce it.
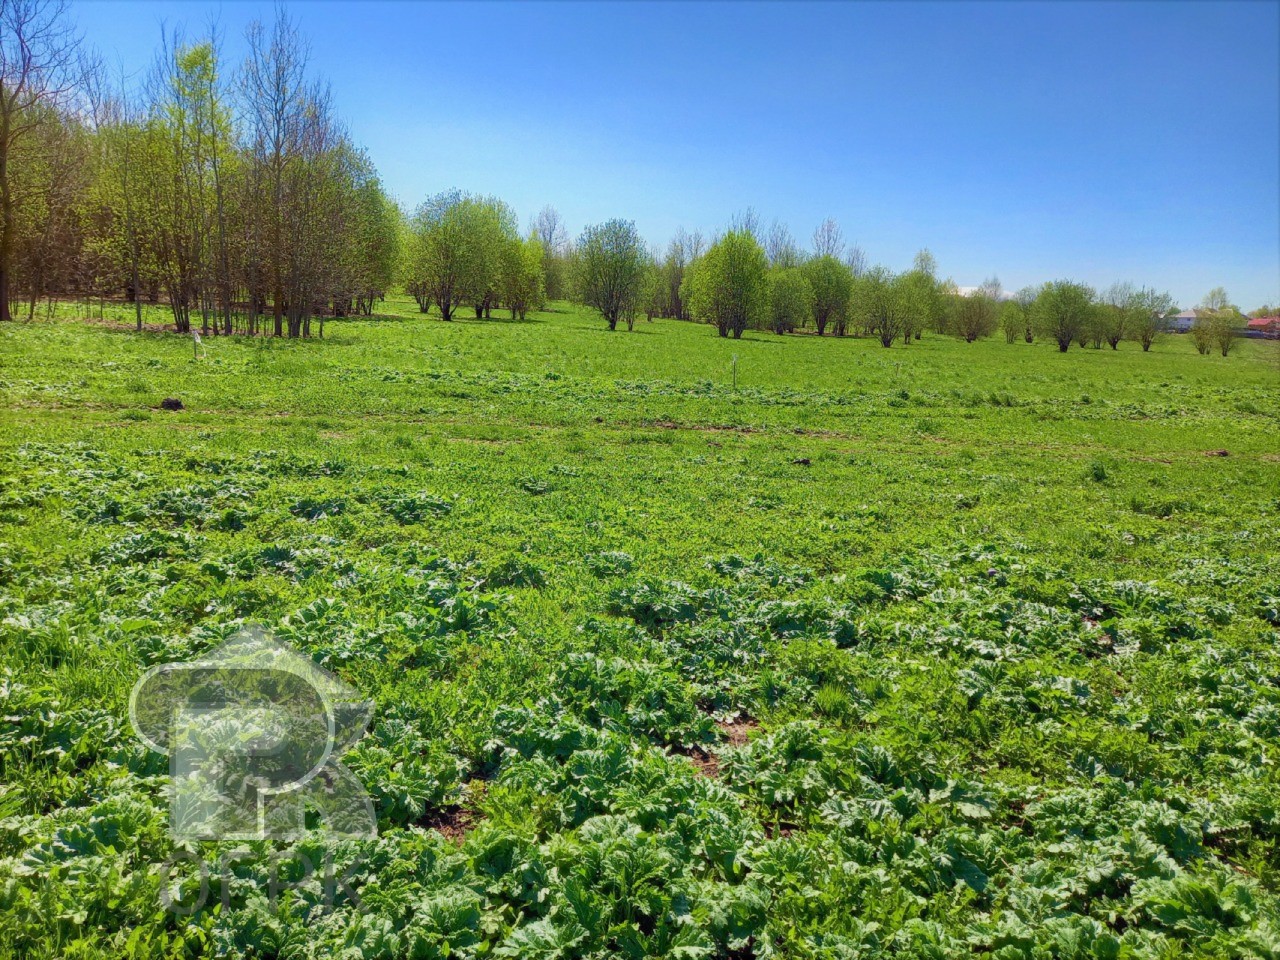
[1246,316,1279,338]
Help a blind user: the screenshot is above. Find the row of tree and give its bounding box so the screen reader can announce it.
[564,215,1247,354]
[2,1,1256,353]
[1,0,398,335]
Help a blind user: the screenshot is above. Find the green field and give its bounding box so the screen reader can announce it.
[1,301,1279,958]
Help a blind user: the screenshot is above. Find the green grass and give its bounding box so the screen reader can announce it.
[0,298,1278,958]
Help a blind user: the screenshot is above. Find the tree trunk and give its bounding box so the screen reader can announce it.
[0,149,12,322]
[130,260,142,331]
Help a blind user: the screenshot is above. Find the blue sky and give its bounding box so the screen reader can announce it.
[77,0,1280,310]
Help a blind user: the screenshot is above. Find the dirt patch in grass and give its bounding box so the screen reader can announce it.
[716,718,757,747]
[678,718,759,779]
[421,805,477,844]
[683,749,721,779]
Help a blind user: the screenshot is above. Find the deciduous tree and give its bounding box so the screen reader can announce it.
[951,286,998,342]
[684,228,768,339]
[500,235,544,320]
[1130,288,1175,352]
[1,0,86,321]
[802,254,852,335]
[999,299,1023,343]
[1100,281,1136,349]
[530,205,568,301]
[856,266,913,347]
[1033,280,1094,352]
[767,267,812,334]
[764,220,801,269]
[1014,285,1039,342]
[811,217,843,259]
[409,191,488,321]
[574,217,645,331]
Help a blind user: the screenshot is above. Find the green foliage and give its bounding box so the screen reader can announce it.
[767,268,814,334]
[855,266,917,347]
[1000,300,1024,343]
[0,305,1278,957]
[574,219,647,331]
[501,236,547,320]
[802,255,854,336]
[1131,288,1176,352]
[950,290,999,343]
[1193,308,1243,358]
[684,230,769,339]
[409,192,518,321]
[1034,280,1096,352]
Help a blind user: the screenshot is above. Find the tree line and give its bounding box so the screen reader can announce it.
[2,0,1257,356]
[2,0,397,335]
[564,213,1252,356]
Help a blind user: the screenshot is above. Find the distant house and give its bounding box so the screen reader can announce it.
[1246,315,1279,339]
[1168,309,1264,335]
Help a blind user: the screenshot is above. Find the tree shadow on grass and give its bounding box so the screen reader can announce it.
[685,332,786,344]
[452,315,547,326]
[581,326,658,335]
[335,311,422,324]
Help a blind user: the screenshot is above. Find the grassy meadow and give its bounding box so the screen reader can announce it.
[1,298,1279,958]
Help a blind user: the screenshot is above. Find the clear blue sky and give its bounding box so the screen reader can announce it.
[76,0,1280,310]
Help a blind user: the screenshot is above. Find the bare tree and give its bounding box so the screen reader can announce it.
[728,206,760,239]
[243,10,308,336]
[530,205,568,300]
[530,205,567,255]
[764,219,800,268]
[912,247,937,279]
[688,229,705,261]
[1199,286,1231,312]
[811,217,843,259]
[845,243,867,277]
[0,0,85,320]
[200,24,233,335]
